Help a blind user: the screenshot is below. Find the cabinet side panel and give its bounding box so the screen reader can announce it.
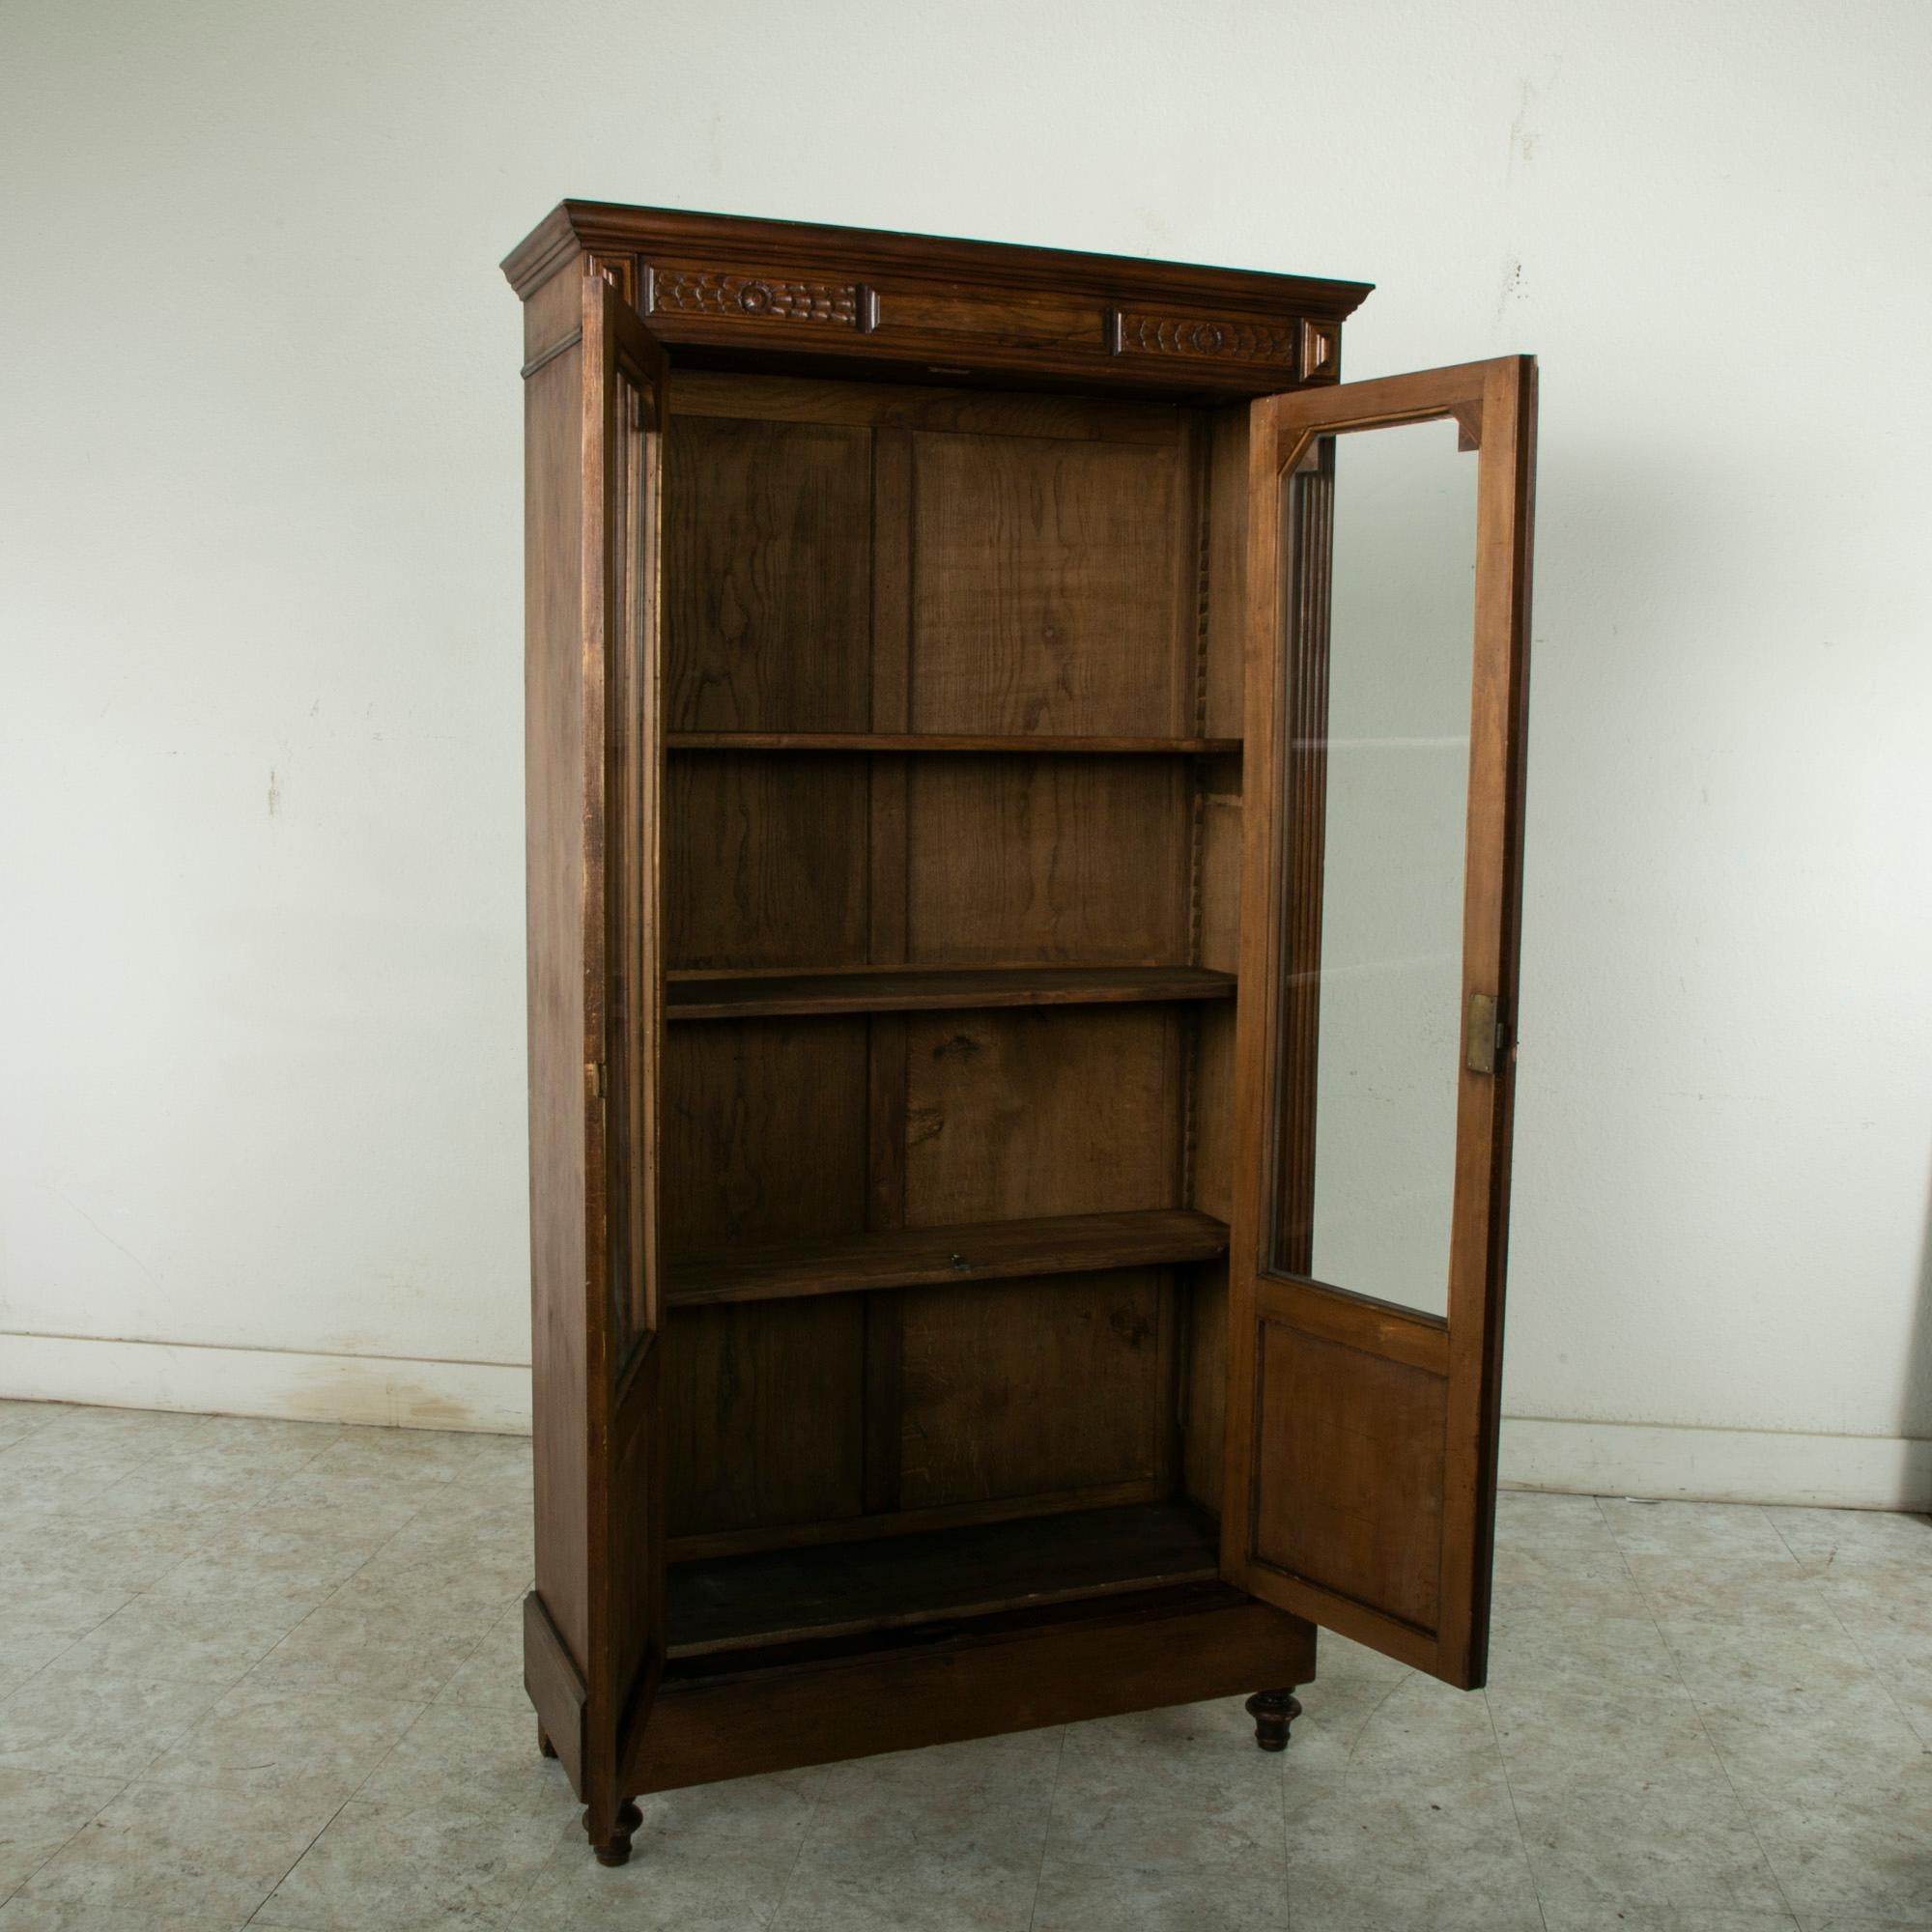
[1179,412,1247,1522]
[1182,794,1235,1516]
[523,256,584,365]
[1191,790,1243,1226]
[1180,1260,1228,1515]
[1203,408,1250,741]
[525,335,590,1666]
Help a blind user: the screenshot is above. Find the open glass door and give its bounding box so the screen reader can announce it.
[523,270,669,1856]
[1221,356,1536,1690]
[582,272,670,1789]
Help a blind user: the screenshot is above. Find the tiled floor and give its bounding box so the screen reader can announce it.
[0,1400,1926,1931]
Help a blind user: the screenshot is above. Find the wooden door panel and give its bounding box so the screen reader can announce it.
[1225,356,1536,1690]
[1250,1318,1445,1634]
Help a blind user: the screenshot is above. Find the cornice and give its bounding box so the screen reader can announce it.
[501,199,1375,322]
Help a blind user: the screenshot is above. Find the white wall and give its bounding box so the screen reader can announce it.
[3,0,1929,1503]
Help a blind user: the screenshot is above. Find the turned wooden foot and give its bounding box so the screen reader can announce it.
[1246,1687,1303,1751]
[537,1721,556,1759]
[587,1801,643,1866]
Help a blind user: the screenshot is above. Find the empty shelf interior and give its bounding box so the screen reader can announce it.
[667,1500,1220,1657]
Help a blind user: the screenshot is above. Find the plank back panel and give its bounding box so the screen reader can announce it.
[902,1007,1186,1226]
[898,1268,1167,1511]
[665,415,873,731]
[904,756,1190,963]
[661,1016,870,1545]
[665,753,869,969]
[907,432,1187,736]
[666,1298,867,1540]
[662,1018,868,1248]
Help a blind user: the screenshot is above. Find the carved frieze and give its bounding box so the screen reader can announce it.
[1111,307,1298,364]
[649,266,866,327]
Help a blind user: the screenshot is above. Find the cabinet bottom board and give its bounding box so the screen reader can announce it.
[624,1581,1319,1794]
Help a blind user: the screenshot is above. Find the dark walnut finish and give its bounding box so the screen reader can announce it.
[505,201,1371,395]
[507,199,1537,1864]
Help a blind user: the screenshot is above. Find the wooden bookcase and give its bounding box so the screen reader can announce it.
[503,201,1537,1864]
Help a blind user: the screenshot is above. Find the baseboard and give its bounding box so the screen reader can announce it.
[0,1333,531,1435]
[5,1337,1926,1511]
[1499,1414,1932,1512]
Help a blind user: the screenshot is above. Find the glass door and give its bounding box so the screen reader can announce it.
[1222,357,1537,1690]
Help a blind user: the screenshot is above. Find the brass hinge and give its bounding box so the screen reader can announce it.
[1465,993,1505,1075]
[585,1060,605,1100]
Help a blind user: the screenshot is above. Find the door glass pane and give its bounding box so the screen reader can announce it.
[1274,418,1476,1318]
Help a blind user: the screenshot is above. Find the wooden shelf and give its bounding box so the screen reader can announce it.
[666,1208,1230,1310]
[667,731,1240,755]
[667,963,1236,1021]
[667,1500,1219,1657]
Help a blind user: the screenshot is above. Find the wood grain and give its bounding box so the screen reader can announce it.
[665,1298,867,1540]
[522,304,590,1682]
[665,414,873,731]
[1251,1324,1445,1634]
[668,1501,1215,1655]
[667,1480,1183,1563]
[661,1018,868,1248]
[664,753,869,968]
[1223,358,1538,1692]
[905,757,1191,963]
[1180,1261,1228,1514]
[898,1270,1168,1510]
[667,964,1235,1020]
[669,369,1185,444]
[667,731,1238,753]
[902,1008,1187,1224]
[667,1208,1228,1308]
[634,1585,1317,1794]
[507,206,1489,1857]
[505,201,1372,397]
[908,432,1184,737]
